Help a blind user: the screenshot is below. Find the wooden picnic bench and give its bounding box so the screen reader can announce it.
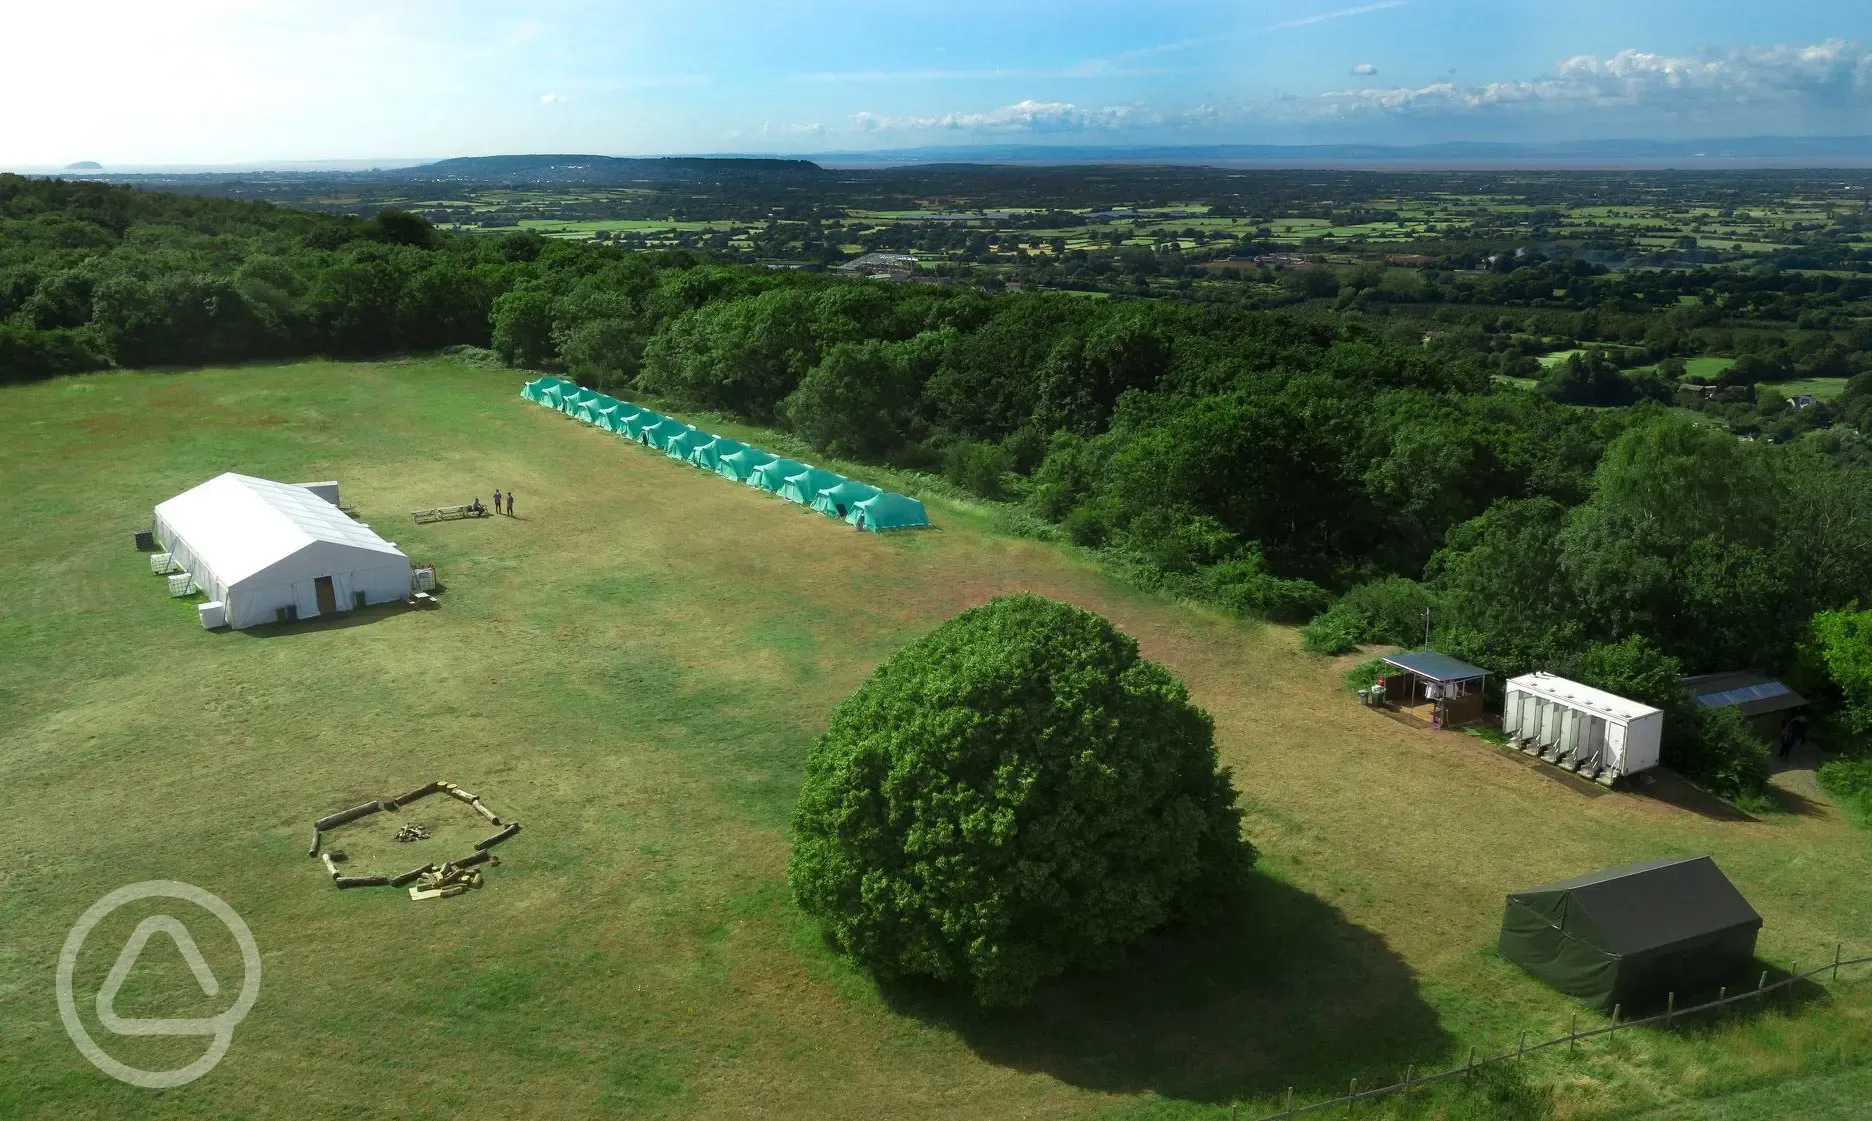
[411,503,487,524]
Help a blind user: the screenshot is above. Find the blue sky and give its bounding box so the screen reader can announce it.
[5,1,1872,165]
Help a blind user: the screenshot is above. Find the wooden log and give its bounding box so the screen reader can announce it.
[314,801,382,831]
[334,875,389,889]
[470,799,501,824]
[474,823,521,851]
[320,853,342,878]
[390,780,441,807]
[455,849,492,868]
[308,829,322,858]
[389,864,435,887]
[439,884,470,898]
[447,787,478,804]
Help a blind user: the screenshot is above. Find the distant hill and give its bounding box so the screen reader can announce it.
[395,154,827,184]
[64,160,102,170]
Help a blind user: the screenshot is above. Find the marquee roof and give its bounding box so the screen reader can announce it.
[154,473,405,585]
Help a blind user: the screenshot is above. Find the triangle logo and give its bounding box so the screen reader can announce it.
[95,915,224,1036]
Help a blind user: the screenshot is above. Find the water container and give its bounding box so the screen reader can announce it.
[167,572,195,597]
[150,552,176,574]
[412,566,437,592]
[198,601,226,629]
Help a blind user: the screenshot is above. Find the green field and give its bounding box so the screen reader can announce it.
[2,359,1869,1120]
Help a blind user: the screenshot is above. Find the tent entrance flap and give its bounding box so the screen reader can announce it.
[314,576,338,615]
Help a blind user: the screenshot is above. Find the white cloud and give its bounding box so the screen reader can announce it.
[1352,63,1378,76]
[1305,39,1872,119]
[852,99,1145,133]
[540,92,569,104]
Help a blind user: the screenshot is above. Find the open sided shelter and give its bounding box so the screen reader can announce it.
[664,428,709,462]
[1377,651,1488,728]
[153,473,410,629]
[779,467,845,506]
[716,448,775,482]
[811,480,880,519]
[750,458,807,493]
[1682,671,1807,742]
[1499,856,1761,1011]
[689,436,747,471]
[850,492,929,532]
[1505,672,1662,784]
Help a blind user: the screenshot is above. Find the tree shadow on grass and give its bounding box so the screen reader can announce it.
[877,874,1452,1104]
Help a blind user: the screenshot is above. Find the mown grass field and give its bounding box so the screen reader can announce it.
[1,358,1868,1121]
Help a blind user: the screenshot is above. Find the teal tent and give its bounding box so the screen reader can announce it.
[664,427,709,461]
[522,375,568,404]
[639,418,686,447]
[539,383,569,410]
[779,467,845,506]
[612,404,644,433]
[850,492,930,532]
[561,388,597,415]
[622,409,664,440]
[749,457,807,493]
[689,436,748,471]
[810,480,880,519]
[716,448,775,482]
[575,394,612,424]
[594,405,623,433]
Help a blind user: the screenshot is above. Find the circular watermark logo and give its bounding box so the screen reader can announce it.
[56,881,261,1088]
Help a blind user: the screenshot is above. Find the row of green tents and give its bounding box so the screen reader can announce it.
[520,376,931,532]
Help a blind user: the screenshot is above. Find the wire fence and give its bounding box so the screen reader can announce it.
[1235,946,1872,1121]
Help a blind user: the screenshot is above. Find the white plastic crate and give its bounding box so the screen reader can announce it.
[168,572,196,597]
[150,552,176,574]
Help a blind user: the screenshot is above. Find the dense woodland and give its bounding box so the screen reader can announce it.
[8,171,1872,805]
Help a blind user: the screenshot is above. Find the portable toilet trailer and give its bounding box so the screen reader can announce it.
[1503,672,1663,786]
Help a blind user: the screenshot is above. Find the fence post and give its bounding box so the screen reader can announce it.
[1466,1046,1475,1077]
[1517,1031,1527,1063]
[1666,991,1675,1027]
[1718,986,1726,1006]
[1790,962,1798,1001]
[1347,1076,1357,1114]
[1570,1013,1578,1052]
[1230,1105,1237,1121]
[1285,1086,1295,1119]
[1758,970,1768,998]
[1611,1003,1620,1040]
[1835,944,1843,983]
[1403,1064,1414,1097]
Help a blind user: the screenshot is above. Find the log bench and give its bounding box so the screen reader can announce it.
[411,503,487,523]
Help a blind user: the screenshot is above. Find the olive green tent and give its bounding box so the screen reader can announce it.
[1498,856,1761,1012]
[749,458,807,493]
[689,436,747,471]
[522,376,570,404]
[810,480,880,519]
[849,492,930,532]
[779,467,845,506]
[716,448,775,482]
[664,427,709,462]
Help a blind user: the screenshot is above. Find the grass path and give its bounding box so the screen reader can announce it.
[0,359,1866,1120]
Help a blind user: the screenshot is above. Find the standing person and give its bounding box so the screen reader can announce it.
[506,490,515,517]
[494,488,502,516]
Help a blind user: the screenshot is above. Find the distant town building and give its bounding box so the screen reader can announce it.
[1787,394,1819,409]
[837,252,918,280]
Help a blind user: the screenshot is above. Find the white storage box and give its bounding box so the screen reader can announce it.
[412,565,437,592]
[150,552,176,574]
[198,601,226,629]
[168,572,196,597]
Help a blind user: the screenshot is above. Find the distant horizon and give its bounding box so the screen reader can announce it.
[16,134,1872,177]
